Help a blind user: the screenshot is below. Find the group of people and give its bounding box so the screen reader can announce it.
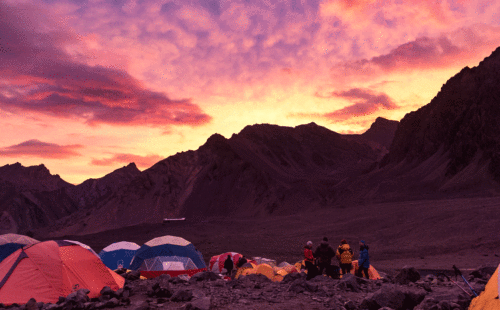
[303,237,370,280]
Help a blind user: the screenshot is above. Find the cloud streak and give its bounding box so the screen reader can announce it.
[297,88,398,121]
[0,1,211,129]
[0,140,83,159]
[91,153,164,169]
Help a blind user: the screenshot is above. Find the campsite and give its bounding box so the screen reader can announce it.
[3,1,500,309]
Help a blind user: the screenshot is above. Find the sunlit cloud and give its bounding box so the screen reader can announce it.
[0,1,211,129]
[0,140,83,159]
[90,153,164,169]
[296,88,398,122]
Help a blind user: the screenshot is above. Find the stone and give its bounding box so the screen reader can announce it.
[103,298,120,308]
[66,289,91,304]
[25,299,37,310]
[470,266,496,280]
[281,272,305,283]
[171,289,193,302]
[189,272,221,283]
[125,270,141,281]
[360,285,406,310]
[337,274,361,292]
[394,266,421,285]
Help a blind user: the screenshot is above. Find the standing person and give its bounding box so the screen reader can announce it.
[336,239,353,276]
[223,255,234,275]
[314,237,335,276]
[357,240,370,279]
[304,241,317,280]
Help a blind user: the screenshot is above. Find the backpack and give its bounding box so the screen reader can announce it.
[339,246,353,264]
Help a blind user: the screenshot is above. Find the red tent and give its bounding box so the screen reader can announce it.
[0,240,124,305]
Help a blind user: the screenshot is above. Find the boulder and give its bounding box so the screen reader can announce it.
[470,266,496,280]
[66,289,91,304]
[171,289,193,302]
[337,274,361,292]
[360,284,426,310]
[281,272,305,284]
[189,272,220,283]
[25,299,37,310]
[394,266,421,285]
[125,270,141,281]
[186,297,212,310]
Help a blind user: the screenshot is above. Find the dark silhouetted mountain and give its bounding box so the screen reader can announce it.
[343,117,399,158]
[68,163,141,209]
[0,163,77,234]
[0,162,72,191]
[387,47,500,181]
[49,122,383,235]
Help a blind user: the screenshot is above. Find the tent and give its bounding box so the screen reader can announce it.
[235,263,285,282]
[347,260,382,280]
[99,241,140,270]
[64,240,99,257]
[469,264,500,309]
[0,234,38,263]
[129,235,206,278]
[0,240,124,305]
[209,252,243,273]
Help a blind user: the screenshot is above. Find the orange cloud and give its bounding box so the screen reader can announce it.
[91,153,164,169]
[0,140,83,159]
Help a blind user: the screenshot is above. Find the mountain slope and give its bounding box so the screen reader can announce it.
[49,122,384,235]
[0,163,77,234]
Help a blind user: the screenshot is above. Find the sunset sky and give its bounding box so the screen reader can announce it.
[1,0,500,184]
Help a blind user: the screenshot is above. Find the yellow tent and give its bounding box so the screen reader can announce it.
[469,264,500,310]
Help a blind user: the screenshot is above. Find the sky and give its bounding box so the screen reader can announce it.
[1,0,500,184]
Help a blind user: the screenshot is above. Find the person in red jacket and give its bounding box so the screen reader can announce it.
[304,241,317,280]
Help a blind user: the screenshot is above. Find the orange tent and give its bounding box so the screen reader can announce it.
[346,260,381,280]
[0,240,124,305]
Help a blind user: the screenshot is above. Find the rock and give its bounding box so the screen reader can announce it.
[361,285,406,310]
[186,297,212,310]
[360,284,425,310]
[36,302,44,310]
[66,289,90,304]
[99,286,113,297]
[125,270,141,281]
[133,301,150,310]
[213,279,225,287]
[337,274,361,292]
[281,272,305,283]
[171,289,193,302]
[170,276,188,284]
[189,272,220,283]
[25,299,37,310]
[344,300,357,310]
[394,266,421,285]
[470,266,496,280]
[103,298,120,308]
[57,297,66,305]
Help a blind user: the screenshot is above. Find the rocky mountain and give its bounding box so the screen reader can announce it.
[47,121,390,236]
[68,163,141,209]
[341,47,500,202]
[0,163,77,234]
[387,47,500,181]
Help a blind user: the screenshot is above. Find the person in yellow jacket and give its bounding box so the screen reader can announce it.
[336,239,353,275]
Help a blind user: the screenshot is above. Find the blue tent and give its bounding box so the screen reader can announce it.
[98,241,140,270]
[129,235,206,278]
[0,234,39,263]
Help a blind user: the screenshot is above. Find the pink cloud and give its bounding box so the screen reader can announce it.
[298,88,398,121]
[91,153,164,169]
[0,140,83,159]
[0,2,211,129]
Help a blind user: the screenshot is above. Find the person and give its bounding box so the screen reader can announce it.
[236,255,248,268]
[336,239,353,276]
[223,255,234,275]
[357,240,370,279]
[304,241,317,280]
[314,237,335,277]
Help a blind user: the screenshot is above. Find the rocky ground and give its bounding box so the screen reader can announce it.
[4,266,495,310]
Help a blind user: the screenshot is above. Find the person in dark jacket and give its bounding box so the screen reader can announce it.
[236,256,248,268]
[336,239,353,276]
[314,237,335,276]
[223,255,234,275]
[304,241,317,280]
[357,240,370,279]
